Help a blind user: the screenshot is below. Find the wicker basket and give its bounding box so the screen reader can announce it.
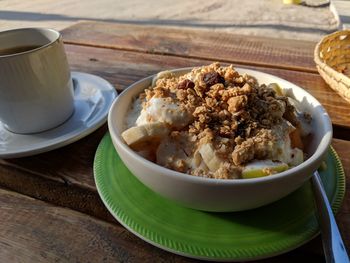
[314,30,350,104]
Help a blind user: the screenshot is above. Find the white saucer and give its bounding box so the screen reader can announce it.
[0,72,117,158]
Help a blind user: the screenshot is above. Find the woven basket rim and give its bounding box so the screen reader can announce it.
[314,30,350,86]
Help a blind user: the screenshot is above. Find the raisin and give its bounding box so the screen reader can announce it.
[177,79,195,90]
[236,121,246,138]
[203,72,225,88]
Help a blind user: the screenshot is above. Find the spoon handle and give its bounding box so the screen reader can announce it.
[312,171,349,263]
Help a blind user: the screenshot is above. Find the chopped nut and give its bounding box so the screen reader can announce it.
[175,159,187,172]
[224,66,240,82]
[205,97,217,108]
[194,84,207,97]
[193,106,207,117]
[227,95,248,113]
[206,83,225,98]
[176,89,187,101]
[240,83,252,94]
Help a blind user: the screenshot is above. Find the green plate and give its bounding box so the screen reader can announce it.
[94,133,346,261]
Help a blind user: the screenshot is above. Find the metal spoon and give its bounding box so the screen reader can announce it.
[312,170,349,263]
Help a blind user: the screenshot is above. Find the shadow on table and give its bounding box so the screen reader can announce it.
[0,10,336,33]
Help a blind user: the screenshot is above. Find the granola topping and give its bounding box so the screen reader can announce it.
[125,63,311,179]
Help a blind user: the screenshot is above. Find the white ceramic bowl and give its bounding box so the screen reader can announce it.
[108,67,333,212]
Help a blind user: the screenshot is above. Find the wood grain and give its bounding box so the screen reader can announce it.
[62,44,350,128]
[0,188,327,263]
[61,21,318,73]
[0,188,200,263]
[0,125,113,222]
[1,135,349,260]
[0,184,337,262]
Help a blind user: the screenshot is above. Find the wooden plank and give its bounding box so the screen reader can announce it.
[61,21,318,73]
[63,44,350,128]
[0,188,198,263]
[0,188,337,262]
[0,125,114,223]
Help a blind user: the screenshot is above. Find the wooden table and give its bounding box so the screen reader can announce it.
[0,21,349,262]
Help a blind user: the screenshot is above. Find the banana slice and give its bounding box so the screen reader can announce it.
[198,143,222,172]
[151,70,173,87]
[289,148,304,167]
[121,122,169,148]
[268,83,284,96]
[190,150,209,171]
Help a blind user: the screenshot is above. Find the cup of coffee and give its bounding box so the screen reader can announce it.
[0,28,74,134]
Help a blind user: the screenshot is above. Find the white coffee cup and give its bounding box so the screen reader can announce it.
[0,28,74,134]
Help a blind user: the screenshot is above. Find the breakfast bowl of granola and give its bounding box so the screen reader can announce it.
[108,63,332,212]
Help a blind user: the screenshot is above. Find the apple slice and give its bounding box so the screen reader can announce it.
[242,160,289,179]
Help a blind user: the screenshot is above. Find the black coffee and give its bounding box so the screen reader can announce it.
[0,45,41,56]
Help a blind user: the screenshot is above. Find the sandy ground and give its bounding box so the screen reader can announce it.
[0,0,341,41]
